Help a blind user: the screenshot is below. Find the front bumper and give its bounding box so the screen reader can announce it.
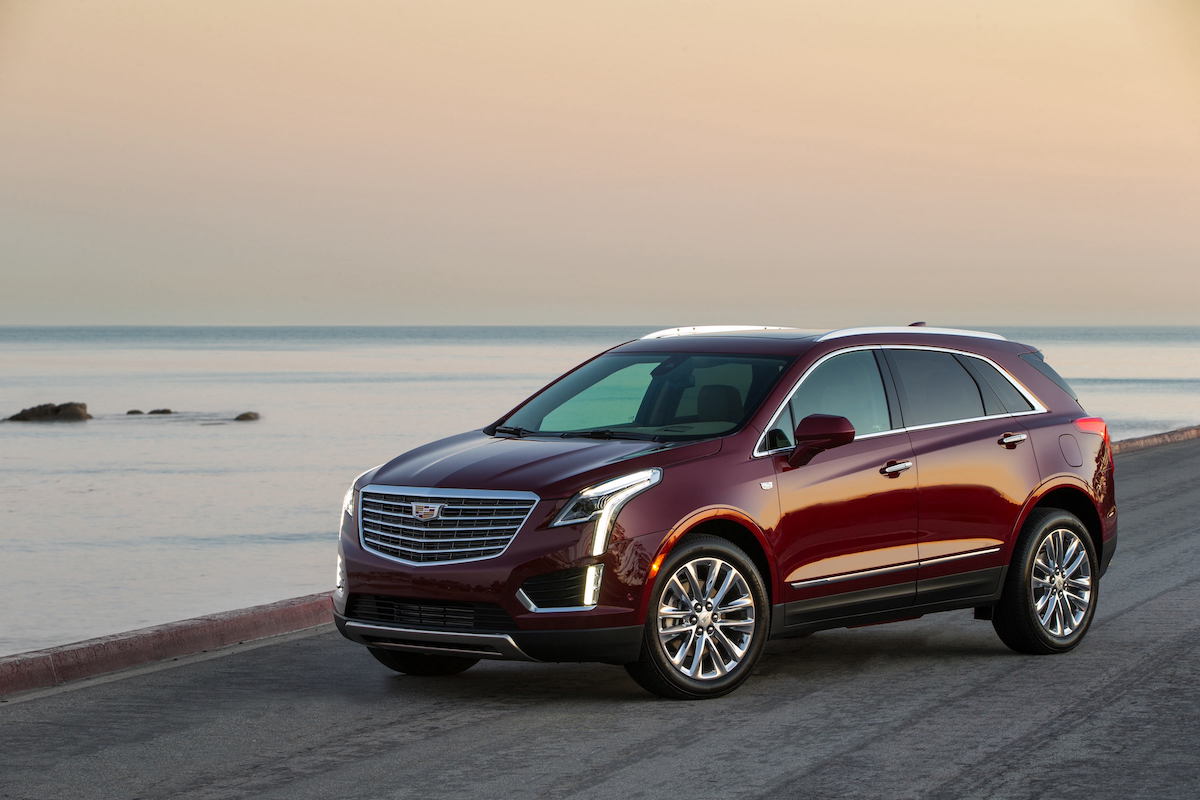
[339,491,668,625]
[334,612,643,664]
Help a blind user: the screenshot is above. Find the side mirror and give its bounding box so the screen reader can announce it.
[787,414,855,467]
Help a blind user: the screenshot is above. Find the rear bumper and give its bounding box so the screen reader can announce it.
[335,613,642,665]
[1099,529,1118,577]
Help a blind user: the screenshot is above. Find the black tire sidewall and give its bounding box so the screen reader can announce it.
[640,535,770,698]
[1014,511,1099,652]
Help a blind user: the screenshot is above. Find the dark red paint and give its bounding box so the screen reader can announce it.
[336,328,1117,662]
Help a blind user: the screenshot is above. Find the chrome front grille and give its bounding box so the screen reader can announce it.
[358,485,539,565]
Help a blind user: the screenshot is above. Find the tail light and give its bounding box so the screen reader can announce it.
[1074,417,1113,455]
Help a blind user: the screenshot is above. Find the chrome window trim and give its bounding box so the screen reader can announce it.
[882,344,1046,415]
[358,484,540,567]
[752,344,1047,458]
[817,326,1007,342]
[788,546,1001,588]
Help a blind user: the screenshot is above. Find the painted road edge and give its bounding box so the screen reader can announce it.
[0,593,331,697]
[3,424,1199,698]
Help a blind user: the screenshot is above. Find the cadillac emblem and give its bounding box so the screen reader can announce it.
[411,502,444,521]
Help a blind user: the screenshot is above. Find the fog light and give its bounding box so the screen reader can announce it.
[583,564,604,607]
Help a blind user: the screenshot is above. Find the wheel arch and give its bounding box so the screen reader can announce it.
[647,507,778,609]
[1016,479,1104,563]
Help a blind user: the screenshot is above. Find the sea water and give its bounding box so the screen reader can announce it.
[1,325,1197,655]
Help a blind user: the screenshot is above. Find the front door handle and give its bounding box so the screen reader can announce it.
[998,432,1028,448]
[880,460,913,477]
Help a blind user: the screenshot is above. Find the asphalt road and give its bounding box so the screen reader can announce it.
[3,439,1199,800]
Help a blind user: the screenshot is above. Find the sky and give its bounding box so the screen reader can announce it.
[1,0,1198,326]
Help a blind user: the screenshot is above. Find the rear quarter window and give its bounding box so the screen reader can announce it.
[957,355,1035,413]
[1019,352,1078,400]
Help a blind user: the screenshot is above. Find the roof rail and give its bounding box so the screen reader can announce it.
[817,326,1006,342]
[640,325,798,340]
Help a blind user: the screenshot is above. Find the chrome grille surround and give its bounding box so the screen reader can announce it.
[358,484,539,566]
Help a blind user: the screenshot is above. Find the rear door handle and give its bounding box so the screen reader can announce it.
[998,432,1028,448]
[880,460,913,476]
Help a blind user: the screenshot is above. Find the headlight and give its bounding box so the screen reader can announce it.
[342,464,384,519]
[552,468,662,556]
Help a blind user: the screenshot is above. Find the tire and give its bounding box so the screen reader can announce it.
[368,648,479,676]
[625,535,770,700]
[993,508,1099,655]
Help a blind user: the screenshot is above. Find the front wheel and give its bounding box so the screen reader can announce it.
[368,648,479,676]
[992,509,1098,654]
[625,535,769,700]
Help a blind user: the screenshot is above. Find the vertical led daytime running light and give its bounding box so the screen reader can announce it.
[583,564,604,606]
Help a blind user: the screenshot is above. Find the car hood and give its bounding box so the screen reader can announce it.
[366,431,722,498]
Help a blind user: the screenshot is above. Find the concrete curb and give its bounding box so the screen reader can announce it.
[3,423,1198,698]
[1111,424,1200,455]
[0,593,331,697]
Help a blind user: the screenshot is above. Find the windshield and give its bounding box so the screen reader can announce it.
[496,352,792,441]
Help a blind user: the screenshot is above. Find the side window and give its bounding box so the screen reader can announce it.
[765,403,795,450]
[953,355,1005,416]
[541,362,655,430]
[888,350,986,426]
[958,355,1034,413]
[778,350,892,441]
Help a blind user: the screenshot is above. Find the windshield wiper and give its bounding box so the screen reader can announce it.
[492,425,534,438]
[560,429,662,441]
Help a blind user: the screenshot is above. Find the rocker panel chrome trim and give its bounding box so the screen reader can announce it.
[790,560,918,589]
[918,547,1001,567]
[789,546,1003,589]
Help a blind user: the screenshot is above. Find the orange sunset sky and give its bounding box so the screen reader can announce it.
[1,1,1198,325]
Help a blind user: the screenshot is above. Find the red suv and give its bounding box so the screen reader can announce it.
[334,325,1117,699]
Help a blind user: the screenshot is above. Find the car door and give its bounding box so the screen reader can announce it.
[882,347,1042,604]
[763,348,920,629]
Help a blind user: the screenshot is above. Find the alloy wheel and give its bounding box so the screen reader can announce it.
[1031,528,1092,638]
[656,557,757,680]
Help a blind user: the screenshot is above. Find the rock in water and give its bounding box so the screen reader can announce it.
[127,409,144,415]
[234,412,260,421]
[7,402,93,422]
[147,408,172,415]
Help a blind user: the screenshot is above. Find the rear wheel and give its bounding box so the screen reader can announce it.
[993,509,1098,654]
[368,648,479,676]
[625,535,769,700]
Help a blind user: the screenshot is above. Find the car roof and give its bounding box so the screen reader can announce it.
[612,325,1029,357]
